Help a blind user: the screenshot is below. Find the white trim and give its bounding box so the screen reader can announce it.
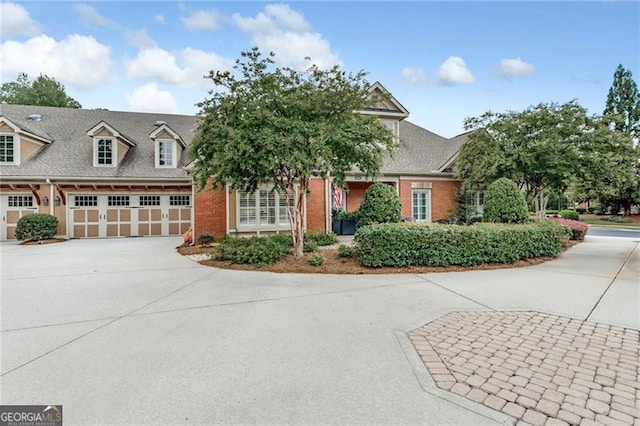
[0,132,20,165]
[86,121,135,147]
[0,116,52,144]
[235,186,294,232]
[149,124,186,148]
[93,137,117,167]
[412,189,432,223]
[155,139,177,168]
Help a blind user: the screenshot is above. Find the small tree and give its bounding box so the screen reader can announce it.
[482,178,529,224]
[0,73,82,108]
[190,49,395,256]
[604,64,640,138]
[356,182,402,227]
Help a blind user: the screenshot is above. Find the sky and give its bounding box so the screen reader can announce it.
[1,1,638,138]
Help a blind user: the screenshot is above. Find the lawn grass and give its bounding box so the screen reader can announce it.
[580,214,640,229]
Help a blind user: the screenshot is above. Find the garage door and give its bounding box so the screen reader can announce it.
[0,194,38,240]
[70,194,191,238]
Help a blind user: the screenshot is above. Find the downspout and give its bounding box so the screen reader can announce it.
[46,179,54,215]
[325,175,331,232]
[191,183,196,246]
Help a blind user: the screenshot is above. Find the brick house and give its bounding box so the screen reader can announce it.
[0,84,468,241]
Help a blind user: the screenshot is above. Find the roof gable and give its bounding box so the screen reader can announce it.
[362,81,410,118]
[149,123,186,148]
[0,116,53,144]
[86,121,136,147]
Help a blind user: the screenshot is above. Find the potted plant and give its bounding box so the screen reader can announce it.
[341,211,357,235]
[332,208,345,235]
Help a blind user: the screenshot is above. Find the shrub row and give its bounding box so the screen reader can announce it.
[559,210,580,221]
[16,213,58,241]
[548,218,589,240]
[354,221,570,268]
[215,234,290,266]
[305,231,338,246]
[605,216,632,224]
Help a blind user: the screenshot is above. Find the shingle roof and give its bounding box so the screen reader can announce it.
[0,104,196,180]
[380,121,468,175]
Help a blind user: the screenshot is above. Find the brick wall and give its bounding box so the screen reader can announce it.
[399,180,413,219]
[194,184,227,239]
[431,181,460,221]
[346,182,371,212]
[306,178,327,232]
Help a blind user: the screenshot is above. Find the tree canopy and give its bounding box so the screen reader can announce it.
[190,48,395,255]
[455,101,632,215]
[604,64,640,138]
[0,73,82,108]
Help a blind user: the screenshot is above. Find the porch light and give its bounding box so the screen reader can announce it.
[42,196,49,206]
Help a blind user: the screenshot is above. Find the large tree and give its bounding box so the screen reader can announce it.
[0,73,82,108]
[604,64,640,138]
[190,48,394,255]
[455,101,628,216]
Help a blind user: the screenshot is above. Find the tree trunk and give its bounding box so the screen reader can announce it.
[292,180,307,257]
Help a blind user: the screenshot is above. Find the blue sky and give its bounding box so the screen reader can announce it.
[1,1,638,137]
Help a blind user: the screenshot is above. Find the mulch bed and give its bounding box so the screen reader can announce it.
[178,241,581,274]
[20,238,67,245]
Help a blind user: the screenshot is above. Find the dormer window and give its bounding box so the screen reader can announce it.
[94,138,116,167]
[0,134,16,164]
[381,119,399,140]
[156,139,176,168]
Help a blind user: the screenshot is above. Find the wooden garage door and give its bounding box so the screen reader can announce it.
[1,194,38,240]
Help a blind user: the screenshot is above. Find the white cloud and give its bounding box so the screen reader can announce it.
[0,34,112,89]
[125,83,178,113]
[75,4,155,48]
[181,9,224,31]
[1,2,40,36]
[126,47,233,89]
[437,56,475,85]
[155,14,165,24]
[232,4,340,70]
[401,67,427,85]
[499,58,535,78]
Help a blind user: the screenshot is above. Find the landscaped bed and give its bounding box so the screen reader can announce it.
[177,220,583,274]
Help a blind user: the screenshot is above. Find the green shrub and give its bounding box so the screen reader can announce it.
[559,210,579,221]
[215,235,290,266]
[356,182,402,227]
[15,213,58,241]
[197,233,214,246]
[305,231,338,246]
[545,210,559,216]
[605,216,632,223]
[482,178,529,224]
[308,253,326,266]
[303,240,318,252]
[548,218,589,240]
[354,221,569,268]
[337,244,353,257]
[576,208,587,215]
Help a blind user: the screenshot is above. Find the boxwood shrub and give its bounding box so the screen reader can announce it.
[15,213,59,242]
[354,220,570,268]
[559,209,579,221]
[356,182,402,227]
[215,235,290,266]
[483,178,529,224]
[305,231,338,246]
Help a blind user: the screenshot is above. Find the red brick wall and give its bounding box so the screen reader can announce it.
[194,184,227,239]
[432,181,461,221]
[346,182,371,212]
[306,178,327,232]
[399,180,413,219]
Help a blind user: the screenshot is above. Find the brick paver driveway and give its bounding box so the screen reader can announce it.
[411,311,640,425]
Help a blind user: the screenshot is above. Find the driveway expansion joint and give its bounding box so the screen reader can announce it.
[410,311,640,426]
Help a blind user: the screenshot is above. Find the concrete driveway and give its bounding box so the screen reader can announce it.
[0,235,638,425]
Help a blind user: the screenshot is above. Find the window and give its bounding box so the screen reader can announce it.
[412,190,431,222]
[381,119,398,139]
[169,195,191,206]
[74,196,98,207]
[0,135,15,163]
[139,195,160,206]
[8,195,33,207]
[466,191,484,214]
[108,195,130,207]
[238,189,293,228]
[157,140,176,167]
[95,138,114,166]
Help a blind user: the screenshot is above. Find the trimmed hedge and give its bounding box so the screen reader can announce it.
[356,182,402,227]
[483,178,529,224]
[548,218,588,240]
[354,221,570,268]
[605,216,631,224]
[305,231,338,246]
[15,213,58,241]
[215,235,290,266]
[559,210,579,221]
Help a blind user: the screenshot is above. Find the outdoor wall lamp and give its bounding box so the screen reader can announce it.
[54,196,61,206]
[42,196,49,206]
